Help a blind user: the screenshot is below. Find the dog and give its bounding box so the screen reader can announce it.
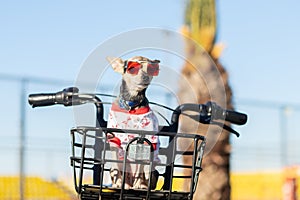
[106,56,161,189]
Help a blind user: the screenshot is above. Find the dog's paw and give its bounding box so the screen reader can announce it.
[110,168,132,189]
[111,177,122,188]
[132,176,148,189]
[132,170,159,189]
[111,179,131,189]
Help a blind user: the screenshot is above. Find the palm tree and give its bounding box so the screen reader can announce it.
[178,0,233,199]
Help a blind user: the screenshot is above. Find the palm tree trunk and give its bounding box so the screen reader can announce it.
[178,0,233,199]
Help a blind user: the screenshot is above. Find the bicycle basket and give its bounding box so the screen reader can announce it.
[70,126,206,200]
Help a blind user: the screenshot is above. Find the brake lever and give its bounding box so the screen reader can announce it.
[184,114,240,137]
[210,121,240,137]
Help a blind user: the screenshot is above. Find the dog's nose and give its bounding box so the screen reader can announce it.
[142,75,150,83]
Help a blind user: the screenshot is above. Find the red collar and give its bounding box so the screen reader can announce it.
[111,103,150,114]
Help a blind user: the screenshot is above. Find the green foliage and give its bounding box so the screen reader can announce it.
[184,0,217,52]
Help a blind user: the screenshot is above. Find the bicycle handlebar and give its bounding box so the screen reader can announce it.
[222,110,247,125]
[28,87,79,108]
[205,101,247,125]
[171,102,247,127]
[28,87,248,127]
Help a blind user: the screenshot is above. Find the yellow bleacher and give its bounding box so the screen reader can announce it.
[0,176,76,200]
[1,170,300,200]
[159,170,300,200]
[231,171,284,200]
[231,170,300,200]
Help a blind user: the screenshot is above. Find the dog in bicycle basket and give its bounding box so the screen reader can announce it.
[106,56,161,190]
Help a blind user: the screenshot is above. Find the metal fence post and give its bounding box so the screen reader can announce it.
[19,78,28,200]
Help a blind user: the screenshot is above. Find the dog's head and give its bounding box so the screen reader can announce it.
[107,56,160,92]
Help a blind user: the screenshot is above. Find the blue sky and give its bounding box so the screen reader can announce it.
[1,0,300,103]
[220,0,300,104]
[1,0,300,177]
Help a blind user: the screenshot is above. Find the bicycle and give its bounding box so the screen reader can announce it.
[28,87,247,200]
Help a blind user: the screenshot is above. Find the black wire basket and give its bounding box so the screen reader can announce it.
[70,126,206,200]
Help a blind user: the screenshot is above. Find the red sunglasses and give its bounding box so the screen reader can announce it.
[124,60,160,76]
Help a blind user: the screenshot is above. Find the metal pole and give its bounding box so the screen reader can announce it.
[280,105,291,168]
[19,79,27,200]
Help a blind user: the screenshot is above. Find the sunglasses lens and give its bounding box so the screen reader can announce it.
[147,63,159,76]
[126,61,141,75]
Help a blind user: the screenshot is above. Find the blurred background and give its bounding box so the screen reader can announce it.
[1,0,300,199]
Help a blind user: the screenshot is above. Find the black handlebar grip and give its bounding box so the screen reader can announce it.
[28,87,79,108]
[28,93,57,108]
[223,110,247,125]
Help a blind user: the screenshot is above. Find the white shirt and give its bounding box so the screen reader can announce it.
[107,104,160,161]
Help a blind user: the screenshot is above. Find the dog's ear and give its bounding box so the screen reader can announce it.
[106,56,124,74]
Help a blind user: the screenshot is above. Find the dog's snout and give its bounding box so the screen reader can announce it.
[142,74,150,83]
